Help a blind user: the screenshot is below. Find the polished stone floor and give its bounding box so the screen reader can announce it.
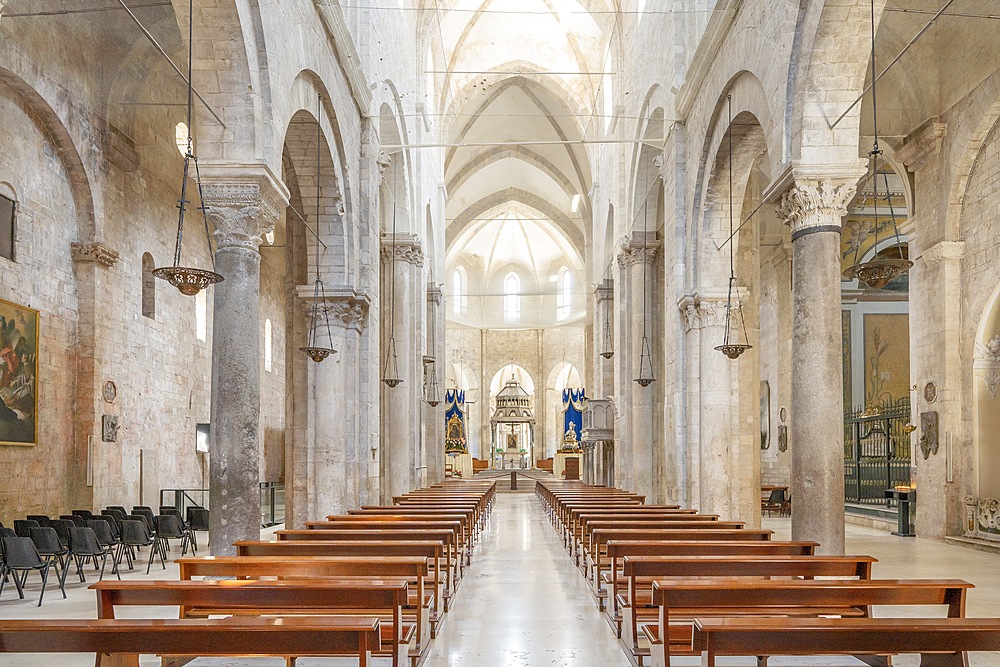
[1,493,998,666]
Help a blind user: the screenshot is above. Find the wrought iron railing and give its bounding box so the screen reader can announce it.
[843,398,912,505]
[160,482,285,527]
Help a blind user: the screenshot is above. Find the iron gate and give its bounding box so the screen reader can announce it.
[843,398,912,505]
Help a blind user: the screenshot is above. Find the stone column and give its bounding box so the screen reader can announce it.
[618,232,660,498]
[424,284,445,484]
[380,233,424,501]
[777,178,858,555]
[201,165,287,555]
[591,280,614,485]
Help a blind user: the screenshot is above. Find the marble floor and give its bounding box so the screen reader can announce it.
[1,493,998,666]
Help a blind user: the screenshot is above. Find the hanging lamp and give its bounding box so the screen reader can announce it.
[152,0,223,296]
[382,164,403,388]
[634,201,655,387]
[599,275,614,359]
[423,355,441,407]
[715,96,753,360]
[842,0,912,289]
[299,96,337,363]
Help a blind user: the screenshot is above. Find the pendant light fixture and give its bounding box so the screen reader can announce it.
[299,96,337,363]
[382,162,403,388]
[842,0,912,289]
[423,288,441,406]
[599,272,614,359]
[152,0,223,296]
[715,95,753,360]
[634,200,655,387]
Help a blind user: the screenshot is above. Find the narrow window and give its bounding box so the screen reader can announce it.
[504,273,520,321]
[453,267,467,315]
[264,318,273,372]
[557,268,571,321]
[0,193,14,261]
[195,289,207,342]
[141,252,156,319]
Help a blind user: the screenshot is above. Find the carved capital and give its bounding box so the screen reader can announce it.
[617,232,660,268]
[921,241,964,266]
[653,154,667,181]
[776,180,857,237]
[427,283,443,305]
[594,279,614,303]
[677,289,745,332]
[296,285,371,332]
[71,242,120,268]
[381,233,425,267]
[198,163,289,252]
[377,152,392,175]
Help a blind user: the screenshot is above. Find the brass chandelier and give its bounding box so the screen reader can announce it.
[152,0,222,296]
[382,164,402,388]
[842,0,912,289]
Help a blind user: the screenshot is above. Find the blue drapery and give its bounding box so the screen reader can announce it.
[561,388,586,443]
[445,389,467,452]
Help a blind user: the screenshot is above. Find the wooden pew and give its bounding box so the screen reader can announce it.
[574,516,730,564]
[566,507,697,550]
[692,617,1000,667]
[0,617,380,667]
[584,528,771,576]
[596,539,819,612]
[233,539,446,637]
[647,578,973,667]
[308,518,469,567]
[91,579,411,667]
[175,555,432,657]
[275,529,461,607]
[616,555,878,657]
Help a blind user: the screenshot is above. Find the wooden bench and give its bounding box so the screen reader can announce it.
[308,518,470,570]
[616,555,877,656]
[566,507,697,549]
[174,555,432,657]
[595,539,819,611]
[0,617,380,667]
[692,616,1000,667]
[585,528,771,575]
[536,458,553,473]
[646,578,973,667]
[233,539,445,636]
[472,458,489,473]
[276,529,461,607]
[575,516,730,563]
[91,578,411,667]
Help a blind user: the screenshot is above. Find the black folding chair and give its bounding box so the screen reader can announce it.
[0,536,65,606]
[67,526,112,583]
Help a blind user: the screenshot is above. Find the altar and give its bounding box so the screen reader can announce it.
[501,451,527,469]
[448,452,473,478]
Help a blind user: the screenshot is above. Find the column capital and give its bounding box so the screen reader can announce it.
[427,283,443,305]
[677,288,747,332]
[776,179,858,239]
[594,279,614,303]
[199,163,290,252]
[71,241,120,268]
[921,240,964,266]
[381,232,425,267]
[296,284,371,332]
[617,232,660,268]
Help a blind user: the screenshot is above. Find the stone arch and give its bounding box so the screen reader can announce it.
[379,99,414,234]
[0,68,95,239]
[973,283,1000,498]
[789,0,889,167]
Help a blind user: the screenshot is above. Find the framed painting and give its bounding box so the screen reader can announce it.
[0,297,39,446]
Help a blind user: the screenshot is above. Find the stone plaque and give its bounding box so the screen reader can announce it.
[101,414,119,443]
[919,411,939,460]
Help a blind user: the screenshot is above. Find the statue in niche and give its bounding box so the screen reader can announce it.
[563,422,578,444]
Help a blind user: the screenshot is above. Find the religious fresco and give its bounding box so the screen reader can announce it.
[863,313,910,408]
[0,297,38,445]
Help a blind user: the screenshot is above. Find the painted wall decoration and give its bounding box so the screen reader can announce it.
[842,311,852,409]
[560,388,585,451]
[863,313,910,408]
[0,297,38,446]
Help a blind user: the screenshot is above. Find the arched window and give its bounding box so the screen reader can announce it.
[195,289,207,342]
[504,272,520,321]
[264,318,273,373]
[141,252,155,319]
[557,267,571,321]
[603,53,614,133]
[453,267,467,315]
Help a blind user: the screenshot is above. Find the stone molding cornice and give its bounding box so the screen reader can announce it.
[921,240,964,266]
[617,232,660,268]
[296,284,371,332]
[776,180,858,236]
[198,163,289,252]
[71,241,119,268]
[381,232,425,267]
[896,120,947,172]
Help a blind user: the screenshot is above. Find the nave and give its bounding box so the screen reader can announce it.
[2,486,999,667]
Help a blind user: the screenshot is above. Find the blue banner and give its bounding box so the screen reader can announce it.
[561,388,586,448]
